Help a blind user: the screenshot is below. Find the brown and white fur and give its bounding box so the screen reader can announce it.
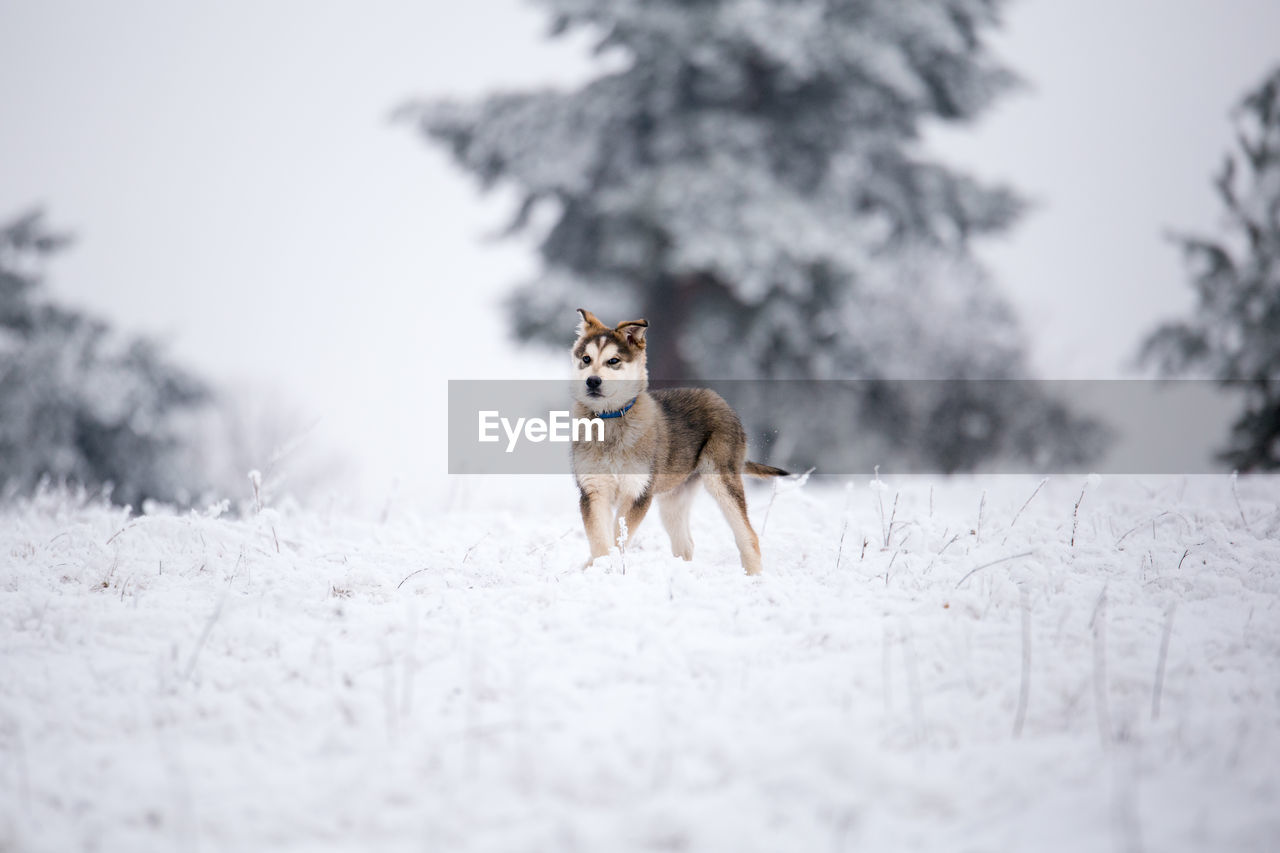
[570,309,789,575]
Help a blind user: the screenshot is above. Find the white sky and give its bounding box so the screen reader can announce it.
[3,0,1279,502]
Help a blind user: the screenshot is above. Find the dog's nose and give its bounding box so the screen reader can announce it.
[585,375,602,390]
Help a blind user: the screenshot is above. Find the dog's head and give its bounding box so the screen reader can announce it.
[571,309,648,412]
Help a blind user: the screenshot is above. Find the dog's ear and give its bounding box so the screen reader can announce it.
[576,308,606,337]
[616,319,648,348]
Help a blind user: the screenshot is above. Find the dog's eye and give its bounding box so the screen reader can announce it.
[581,355,591,365]
[607,357,621,366]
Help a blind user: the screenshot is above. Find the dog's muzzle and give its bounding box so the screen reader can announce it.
[585,376,602,395]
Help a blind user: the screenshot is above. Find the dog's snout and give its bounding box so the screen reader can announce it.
[585,375,602,389]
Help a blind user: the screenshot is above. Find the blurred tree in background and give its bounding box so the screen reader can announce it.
[0,210,212,506]
[408,0,1104,471]
[1143,67,1280,470]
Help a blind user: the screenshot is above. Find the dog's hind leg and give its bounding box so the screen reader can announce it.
[658,477,698,560]
[702,471,763,575]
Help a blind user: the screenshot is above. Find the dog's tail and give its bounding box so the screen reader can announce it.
[744,460,790,478]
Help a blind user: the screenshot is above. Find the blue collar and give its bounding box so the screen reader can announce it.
[597,397,638,419]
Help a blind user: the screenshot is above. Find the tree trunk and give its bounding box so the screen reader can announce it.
[642,273,695,383]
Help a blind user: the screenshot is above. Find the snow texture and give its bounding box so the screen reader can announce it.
[2,474,1278,851]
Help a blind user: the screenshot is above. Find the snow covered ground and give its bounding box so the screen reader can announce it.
[2,473,1278,852]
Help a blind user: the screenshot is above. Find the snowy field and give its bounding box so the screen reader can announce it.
[2,473,1278,852]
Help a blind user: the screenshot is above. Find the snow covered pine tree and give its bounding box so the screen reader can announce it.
[0,211,211,506]
[406,0,1103,472]
[1143,67,1280,470]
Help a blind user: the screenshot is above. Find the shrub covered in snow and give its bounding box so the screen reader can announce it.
[0,211,211,507]
[405,0,1104,472]
[1143,66,1280,470]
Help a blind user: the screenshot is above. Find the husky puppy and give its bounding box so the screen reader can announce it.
[570,309,789,575]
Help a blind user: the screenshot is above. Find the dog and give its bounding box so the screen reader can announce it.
[570,309,789,575]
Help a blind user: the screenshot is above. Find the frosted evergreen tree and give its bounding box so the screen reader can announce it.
[406,0,1103,470]
[1142,68,1280,470]
[0,211,212,505]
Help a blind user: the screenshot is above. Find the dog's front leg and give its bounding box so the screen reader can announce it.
[578,482,614,566]
[618,488,653,546]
